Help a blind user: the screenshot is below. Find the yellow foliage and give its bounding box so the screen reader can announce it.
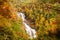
[50,18,56,25]
[40,17,45,23]
[45,20,50,27]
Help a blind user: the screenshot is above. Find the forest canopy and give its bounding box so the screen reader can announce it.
[0,0,60,40]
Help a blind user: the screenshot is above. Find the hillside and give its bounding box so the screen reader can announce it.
[0,0,60,40]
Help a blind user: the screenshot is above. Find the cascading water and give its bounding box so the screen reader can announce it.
[17,12,36,39]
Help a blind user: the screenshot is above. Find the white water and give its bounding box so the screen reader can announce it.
[17,12,36,39]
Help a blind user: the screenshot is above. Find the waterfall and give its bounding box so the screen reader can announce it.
[17,12,36,39]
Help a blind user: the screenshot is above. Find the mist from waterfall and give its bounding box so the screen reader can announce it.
[17,12,36,39]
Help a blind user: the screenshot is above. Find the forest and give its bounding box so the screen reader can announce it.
[0,0,60,40]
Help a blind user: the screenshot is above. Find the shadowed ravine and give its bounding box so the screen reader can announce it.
[17,12,36,39]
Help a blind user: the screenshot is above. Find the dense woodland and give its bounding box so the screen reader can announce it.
[0,0,60,40]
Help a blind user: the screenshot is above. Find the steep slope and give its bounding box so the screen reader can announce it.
[0,0,29,40]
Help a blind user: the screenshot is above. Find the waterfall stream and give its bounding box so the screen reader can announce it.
[17,12,36,39]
